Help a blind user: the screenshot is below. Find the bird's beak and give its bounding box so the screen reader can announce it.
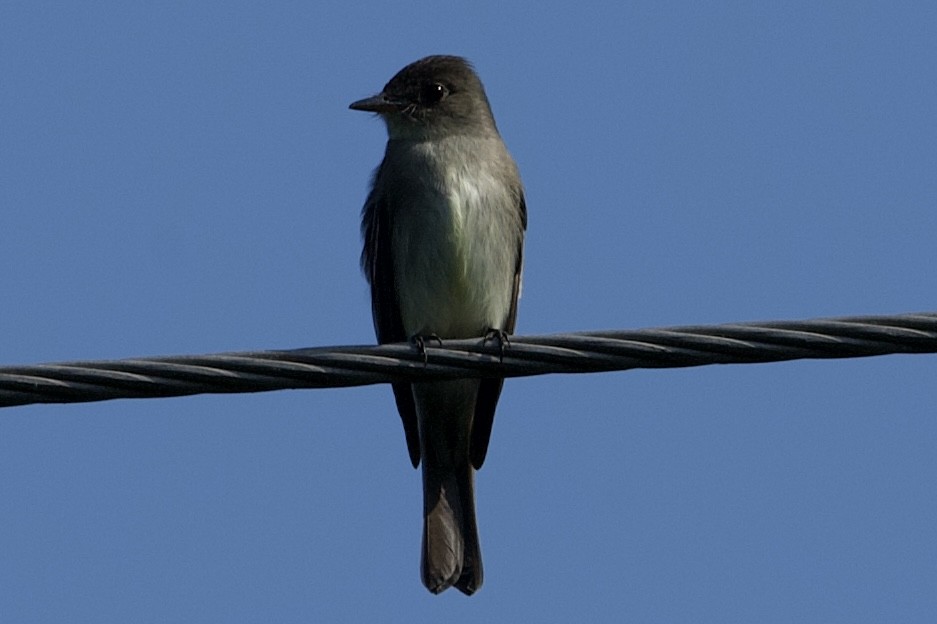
[349,92,401,113]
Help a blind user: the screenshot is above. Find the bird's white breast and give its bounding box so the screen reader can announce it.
[392,137,518,339]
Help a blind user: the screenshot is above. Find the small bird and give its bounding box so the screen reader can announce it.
[350,55,526,595]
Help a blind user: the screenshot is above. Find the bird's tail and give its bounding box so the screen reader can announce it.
[421,457,482,595]
[414,380,484,595]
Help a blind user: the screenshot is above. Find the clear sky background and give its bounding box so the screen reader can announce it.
[2,2,936,622]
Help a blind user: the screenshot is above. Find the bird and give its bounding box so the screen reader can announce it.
[350,55,526,595]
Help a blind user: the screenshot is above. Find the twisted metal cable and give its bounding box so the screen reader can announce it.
[2,312,936,408]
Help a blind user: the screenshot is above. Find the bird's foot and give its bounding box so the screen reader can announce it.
[483,328,511,362]
[410,333,443,365]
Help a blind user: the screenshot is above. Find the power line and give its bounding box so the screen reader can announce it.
[2,311,935,408]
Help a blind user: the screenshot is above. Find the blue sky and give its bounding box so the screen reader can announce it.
[2,2,936,622]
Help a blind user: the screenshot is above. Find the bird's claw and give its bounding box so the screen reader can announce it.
[483,328,511,362]
[410,334,443,365]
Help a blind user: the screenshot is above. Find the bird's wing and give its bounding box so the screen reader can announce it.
[470,190,527,469]
[362,166,421,468]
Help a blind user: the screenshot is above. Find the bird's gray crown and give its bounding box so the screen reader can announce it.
[350,55,498,137]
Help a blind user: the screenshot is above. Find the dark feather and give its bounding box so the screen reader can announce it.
[469,191,526,469]
[361,165,421,467]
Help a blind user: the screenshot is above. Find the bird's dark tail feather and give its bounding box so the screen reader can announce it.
[421,459,482,595]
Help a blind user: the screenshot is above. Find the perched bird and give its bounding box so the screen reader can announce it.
[350,55,526,595]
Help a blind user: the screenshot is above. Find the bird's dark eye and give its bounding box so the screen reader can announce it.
[421,83,448,105]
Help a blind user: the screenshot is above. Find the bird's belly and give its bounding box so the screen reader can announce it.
[394,194,514,340]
